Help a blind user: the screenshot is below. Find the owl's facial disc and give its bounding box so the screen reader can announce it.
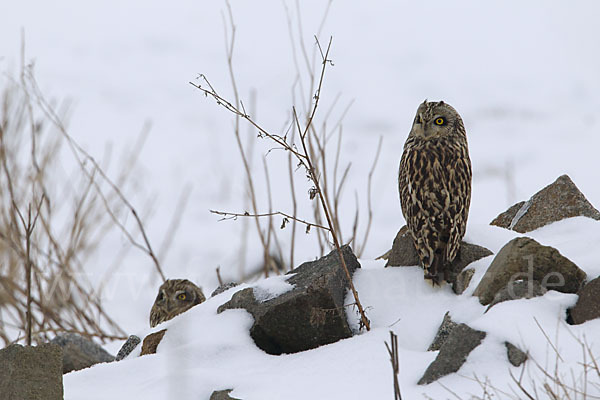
[411,102,452,139]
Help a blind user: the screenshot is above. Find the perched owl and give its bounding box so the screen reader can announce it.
[149,279,206,327]
[398,100,472,285]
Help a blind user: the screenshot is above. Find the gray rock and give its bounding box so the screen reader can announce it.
[486,280,548,312]
[505,342,528,367]
[385,226,419,267]
[218,245,360,355]
[211,282,239,297]
[210,389,241,400]
[453,268,475,295]
[418,324,486,385]
[490,174,600,233]
[115,335,141,361]
[385,226,492,285]
[0,343,63,399]
[50,332,114,373]
[569,276,600,325]
[473,237,586,305]
[428,312,458,351]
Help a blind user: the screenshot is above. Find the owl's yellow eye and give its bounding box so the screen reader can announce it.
[177,293,187,301]
[434,117,445,126]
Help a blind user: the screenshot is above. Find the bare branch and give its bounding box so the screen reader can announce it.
[210,209,329,232]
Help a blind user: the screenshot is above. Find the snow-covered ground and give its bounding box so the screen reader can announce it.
[2,0,600,398]
[63,217,600,399]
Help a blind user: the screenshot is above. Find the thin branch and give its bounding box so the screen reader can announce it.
[24,72,166,282]
[357,135,383,257]
[385,330,402,400]
[293,49,370,328]
[210,209,329,231]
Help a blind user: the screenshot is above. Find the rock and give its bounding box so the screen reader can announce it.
[473,237,586,305]
[427,312,458,351]
[140,329,167,356]
[385,226,419,267]
[50,332,114,373]
[453,268,475,295]
[0,343,63,399]
[486,280,547,312]
[418,324,486,385]
[115,335,141,361]
[505,342,528,367]
[385,226,492,285]
[210,389,241,400]
[568,276,600,325]
[218,245,360,355]
[490,174,600,233]
[211,282,239,297]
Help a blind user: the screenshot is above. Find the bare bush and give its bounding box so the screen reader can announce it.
[0,46,174,345]
[191,2,373,330]
[205,1,381,289]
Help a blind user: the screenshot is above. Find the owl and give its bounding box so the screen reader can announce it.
[149,279,206,327]
[398,100,472,285]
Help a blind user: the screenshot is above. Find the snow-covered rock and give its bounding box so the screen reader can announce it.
[218,245,360,355]
[473,236,586,305]
[491,174,600,233]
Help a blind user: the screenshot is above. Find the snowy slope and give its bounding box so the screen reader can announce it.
[64,218,600,399]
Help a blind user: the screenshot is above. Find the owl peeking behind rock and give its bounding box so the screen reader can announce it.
[398,100,472,285]
[149,279,206,327]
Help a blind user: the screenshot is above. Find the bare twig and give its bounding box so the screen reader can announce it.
[216,267,224,286]
[13,196,44,346]
[287,151,298,271]
[385,330,402,400]
[210,209,328,231]
[356,135,382,257]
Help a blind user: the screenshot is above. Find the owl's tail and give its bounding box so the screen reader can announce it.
[424,253,447,286]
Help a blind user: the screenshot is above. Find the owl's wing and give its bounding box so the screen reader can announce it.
[399,144,471,277]
[444,155,472,263]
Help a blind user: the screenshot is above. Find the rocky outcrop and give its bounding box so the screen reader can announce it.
[50,332,114,373]
[218,245,360,355]
[211,282,239,297]
[568,276,600,325]
[385,225,492,285]
[0,343,63,399]
[210,389,242,400]
[453,268,475,295]
[473,237,586,305]
[427,312,458,351]
[486,280,548,312]
[115,335,141,361]
[505,342,528,367]
[491,175,600,233]
[418,324,486,385]
[384,226,419,267]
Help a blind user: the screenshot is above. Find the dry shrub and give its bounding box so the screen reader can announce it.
[0,56,167,345]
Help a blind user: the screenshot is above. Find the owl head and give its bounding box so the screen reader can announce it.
[409,100,465,140]
[149,279,206,328]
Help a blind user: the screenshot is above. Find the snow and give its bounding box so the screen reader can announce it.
[1,0,600,398]
[61,218,600,399]
[252,274,295,303]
